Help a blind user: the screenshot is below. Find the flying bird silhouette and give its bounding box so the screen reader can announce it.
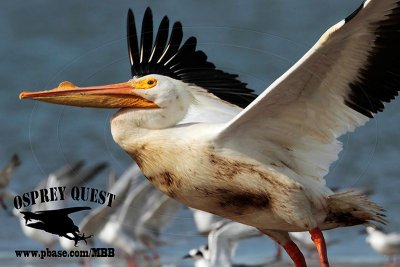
[21,206,93,247]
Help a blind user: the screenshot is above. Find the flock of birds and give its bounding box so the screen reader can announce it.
[5,0,400,266]
[1,154,400,267]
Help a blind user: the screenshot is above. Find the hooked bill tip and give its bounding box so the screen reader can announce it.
[19,92,28,100]
[19,81,77,100]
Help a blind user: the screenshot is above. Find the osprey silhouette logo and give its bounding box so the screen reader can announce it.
[20,206,92,247]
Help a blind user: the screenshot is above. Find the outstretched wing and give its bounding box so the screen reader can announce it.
[25,222,47,231]
[127,7,258,108]
[216,0,400,183]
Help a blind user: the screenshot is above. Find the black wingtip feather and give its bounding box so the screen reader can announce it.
[140,8,153,73]
[344,2,400,117]
[158,21,184,66]
[127,9,140,75]
[148,16,169,67]
[344,1,364,23]
[126,7,257,108]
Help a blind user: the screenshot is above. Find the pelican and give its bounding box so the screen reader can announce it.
[20,1,400,266]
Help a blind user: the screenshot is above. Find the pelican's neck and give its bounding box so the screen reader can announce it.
[110,85,241,137]
[110,106,185,161]
[111,110,153,151]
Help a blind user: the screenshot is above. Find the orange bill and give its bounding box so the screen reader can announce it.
[19,80,158,109]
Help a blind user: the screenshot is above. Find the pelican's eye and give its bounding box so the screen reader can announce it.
[134,77,158,89]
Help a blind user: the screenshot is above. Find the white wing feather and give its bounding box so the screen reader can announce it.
[216,0,400,183]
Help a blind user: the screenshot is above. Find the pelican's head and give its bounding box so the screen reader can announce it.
[20,74,195,129]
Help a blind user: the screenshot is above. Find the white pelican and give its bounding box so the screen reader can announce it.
[20,1,400,266]
[0,154,21,212]
[364,225,400,265]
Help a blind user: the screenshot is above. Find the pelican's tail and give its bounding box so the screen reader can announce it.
[323,191,386,229]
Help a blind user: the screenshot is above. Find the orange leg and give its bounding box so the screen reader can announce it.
[309,228,329,267]
[283,241,307,267]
